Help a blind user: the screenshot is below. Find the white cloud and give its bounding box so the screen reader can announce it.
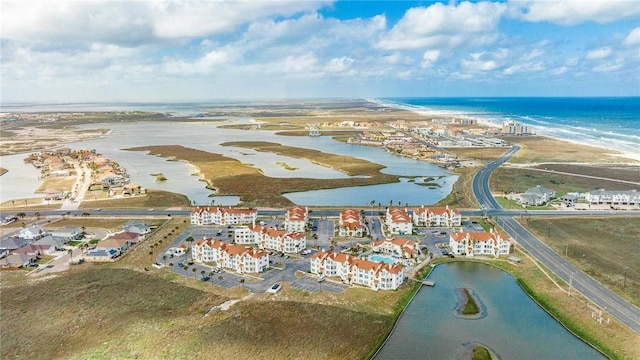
[625,27,640,46]
[324,57,354,73]
[421,50,440,68]
[377,1,505,50]
[283,52,319,73]
[162,47,239,75]
[593,58,624,72]
[507,0,640,25]
[503,62,545,75]
[586,47,613,60]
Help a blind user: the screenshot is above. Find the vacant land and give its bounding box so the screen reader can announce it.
[79,189,190,209]
[489,168,634,195]
[35,176,76,192]
[438,167,479,208]
[126,145,399,207]
[532,164,640,183]
[447,147,509,161]
[502,136,629,164]
[522,217,640,307]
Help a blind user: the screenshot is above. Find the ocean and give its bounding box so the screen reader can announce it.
[376,97,640,157]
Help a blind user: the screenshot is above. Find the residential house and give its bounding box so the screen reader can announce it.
[560,194,578,207]
[190,206,258,226]
[310,250,404,291]
[123,183,144,195]
[18,225,50,240]
[99,173,129,189]
[191,238,269,273]
[12,244,56,256]
[0,237,32,251]
[371,238,420,260]
[33,235,67,250]
[385,208,413,235]
[95,238,131,254]
[85,249,120,261]
[338,209,366,237]
[449,229,512,258]
[412,205,462,227]
[585,189,640,206]
[285,206,308,232]
[0,254,37,268]
[49,226,83,241]
[108,232,141,244]
[519,185,555,206]
[124,220,151,235]
[44,188,65,201]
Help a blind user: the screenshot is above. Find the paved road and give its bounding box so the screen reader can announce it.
[472,145,640,334]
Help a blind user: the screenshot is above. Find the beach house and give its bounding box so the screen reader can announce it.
[191,238,269,273]
[338,208,366,237]
[412,205,462,227]
[18,225,50,240]
[385,208,413,235]
[449,229,512,258]
[190,206,258,226]
[310,250,404,291]
[519,185,555,206]
[585,189,640,206]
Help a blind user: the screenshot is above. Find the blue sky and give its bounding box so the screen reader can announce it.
[1,0,639,103]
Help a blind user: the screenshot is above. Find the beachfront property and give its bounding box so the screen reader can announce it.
[338,208,366,237]
[449,229,512,258]
[123,220,151,235]
[385,208,413,235]
[18,225,50,240]
[560,194,578,207]
[285,206,308,232]
[371,238,420,260]
[310,250,404,291]
[190,206,258,226]
[191,238,269,273]
[501,121,533,135]
[234,225,306,253]
[585,189,640,206]
[519,185,556,206]
[412,205,462,227]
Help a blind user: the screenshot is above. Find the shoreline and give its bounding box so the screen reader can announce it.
[372,98,640,163]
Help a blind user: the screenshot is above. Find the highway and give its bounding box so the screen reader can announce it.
[472,145,640,334]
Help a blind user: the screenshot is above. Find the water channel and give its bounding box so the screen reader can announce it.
[375,262,604,360]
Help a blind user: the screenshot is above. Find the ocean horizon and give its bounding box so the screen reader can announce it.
[2,97,639,158]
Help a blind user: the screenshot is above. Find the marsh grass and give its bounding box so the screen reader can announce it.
[126,144,399,207]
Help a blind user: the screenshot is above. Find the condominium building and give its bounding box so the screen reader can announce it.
[233,225,306,253]
[338,208,366,237]
[449,229,512,258]
[191,238,269,273]
[412,205,462,227]
[310,250,404,291]
[190,206,257,226]
[285,206,308,232]
[385,208,413,235]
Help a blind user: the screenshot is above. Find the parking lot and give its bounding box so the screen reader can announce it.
[157,226,347,294]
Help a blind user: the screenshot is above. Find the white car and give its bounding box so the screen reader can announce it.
[266,283,281,294]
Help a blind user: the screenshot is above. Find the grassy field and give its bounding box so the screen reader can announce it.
[78,189,190,209]
[437,167,479,208]
[521,217,640,307]
[495,196,554,210]
[447,147,509,161]
[503,136,630,164]
[434,256,640,360]
[532,164,640,183]
[53,218,168,232]
[126,145,400,207]
[489,168,634,195]
[35,176,77,192]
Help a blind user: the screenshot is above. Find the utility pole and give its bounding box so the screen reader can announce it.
[568,272,574,296]
[565,243,568,257]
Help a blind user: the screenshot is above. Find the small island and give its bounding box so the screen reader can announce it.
[151,173,167,182]
[454,287,485,319]
[276,161,299,171]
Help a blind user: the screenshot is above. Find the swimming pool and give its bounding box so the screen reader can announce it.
[369,254,397,264]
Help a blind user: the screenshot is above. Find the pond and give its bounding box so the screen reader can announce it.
[375,262,604,360]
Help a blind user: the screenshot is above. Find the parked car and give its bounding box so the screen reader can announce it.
[201,276,210,282]
[267,283,282,294]
[178,262,184,267]
[317,275,325,283]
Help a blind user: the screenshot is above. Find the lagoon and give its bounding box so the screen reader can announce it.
[0,119,456,205]
[375,262,603,360]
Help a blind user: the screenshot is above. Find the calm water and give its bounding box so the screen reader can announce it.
[0,119,455,205]
[376,262,604,360]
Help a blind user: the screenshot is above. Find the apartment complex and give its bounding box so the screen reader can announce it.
[412,205,462,227]
[310,250,404,291]
[191,238,269,273]
[234,225,306,253]
[338,208,366,237]
[190,206,257,226]
[385,208,413,235]
[284,206,308,232]
[371,238,420,259]
[449,229,512,258]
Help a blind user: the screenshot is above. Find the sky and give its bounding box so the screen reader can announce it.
[1,0,639,103]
